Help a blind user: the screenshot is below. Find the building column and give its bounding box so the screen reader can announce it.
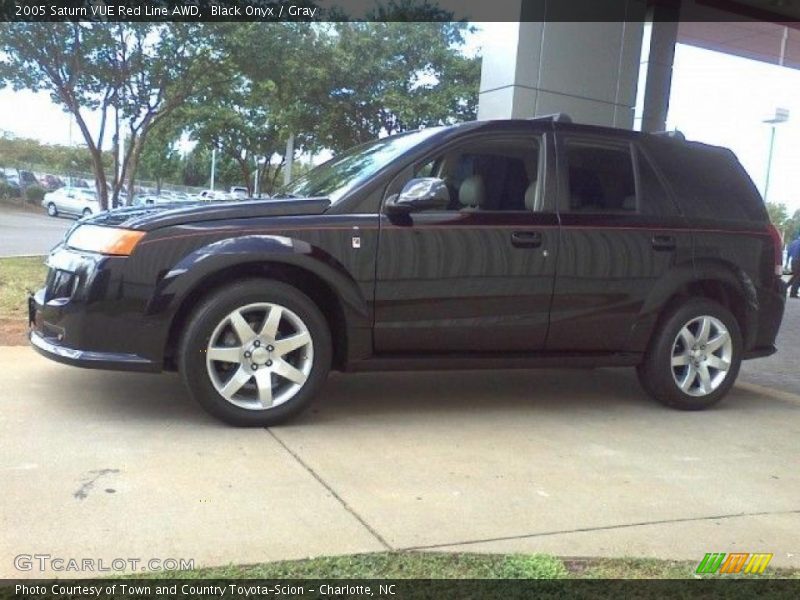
[477,0,647,129]
[634,4,680,132]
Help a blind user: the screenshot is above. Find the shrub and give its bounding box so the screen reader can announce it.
[24,184,45,204]
[0,180,19,200]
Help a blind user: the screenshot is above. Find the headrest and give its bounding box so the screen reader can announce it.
[524,180,539,211]
[459,175,485,209]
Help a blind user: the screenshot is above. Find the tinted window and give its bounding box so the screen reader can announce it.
[412,138,540,212]
[565,142,636,212]
[644,140,767,222]
[636,147,679,216]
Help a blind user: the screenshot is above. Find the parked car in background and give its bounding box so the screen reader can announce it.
[64,177,90,189]
[42,187,101,218]
[0,170,20,194]
[131,192,199,208]
[230,186,249,199]
[18,170,39,188]
[39,174,65,191]
[195,189,228,201]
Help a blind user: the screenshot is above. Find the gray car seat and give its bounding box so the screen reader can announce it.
[459,175,485,211]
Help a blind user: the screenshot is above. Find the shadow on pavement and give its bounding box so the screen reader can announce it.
[43,365,779,427]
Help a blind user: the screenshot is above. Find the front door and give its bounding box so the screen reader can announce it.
[373,132,558,353]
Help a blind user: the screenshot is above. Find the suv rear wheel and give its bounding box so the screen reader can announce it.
[637,298,742,410]
[179,279,332,426]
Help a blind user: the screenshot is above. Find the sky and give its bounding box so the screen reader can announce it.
[0,27,798,211]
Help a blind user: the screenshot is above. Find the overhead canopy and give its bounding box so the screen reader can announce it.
[678,0,800,68]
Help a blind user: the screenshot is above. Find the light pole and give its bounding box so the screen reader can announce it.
[762,107,789,203]
[210,147,216,191]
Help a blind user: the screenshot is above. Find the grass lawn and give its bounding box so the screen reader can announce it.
[0,256,47,344]
[141,552,799,580]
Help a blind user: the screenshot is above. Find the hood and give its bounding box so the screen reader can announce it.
[86,197,331,231]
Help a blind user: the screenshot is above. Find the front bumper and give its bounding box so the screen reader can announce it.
[30,327,157,372]
[28,246,162,373]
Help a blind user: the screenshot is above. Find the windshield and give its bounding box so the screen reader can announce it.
[278,127,444,203]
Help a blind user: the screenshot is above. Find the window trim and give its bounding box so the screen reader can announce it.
[633,142,684,217]
[381,131,550,216]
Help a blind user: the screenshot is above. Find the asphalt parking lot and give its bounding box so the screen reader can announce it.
[0,208,73,256]
[1,344,798,577]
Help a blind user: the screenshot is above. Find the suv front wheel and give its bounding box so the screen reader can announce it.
[637,298,742,410]
[179,279,332,426]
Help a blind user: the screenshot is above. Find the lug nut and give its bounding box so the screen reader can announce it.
[254,340,261,347]
[267,345,274,352]
[244,351,251,358]
[266,360,273,367]
[251,364,258,370]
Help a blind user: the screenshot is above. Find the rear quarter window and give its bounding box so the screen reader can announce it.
[645,140,767,223]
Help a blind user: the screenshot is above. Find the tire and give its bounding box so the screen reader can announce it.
[82,208,92,218]
[178,279,332,426]
[47,203,57,217]
[637,298,742,410]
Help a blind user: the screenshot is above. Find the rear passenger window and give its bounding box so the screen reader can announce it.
[565,142,636,213]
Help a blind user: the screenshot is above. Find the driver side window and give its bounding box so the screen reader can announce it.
[413,137,541,212]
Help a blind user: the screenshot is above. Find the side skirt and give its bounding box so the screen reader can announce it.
[344,352,643,372]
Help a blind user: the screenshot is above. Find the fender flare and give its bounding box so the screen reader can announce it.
[627,260,758,352]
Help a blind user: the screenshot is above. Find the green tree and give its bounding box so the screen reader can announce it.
[180,145,240,191]
[137,119,182,193]
[182,77,284,196]
[785,209,800,244]
[316,21,479,151]
[0,135,112,174]
[0,23,226,209]
[227,20,480,172]
[766,201,788,230]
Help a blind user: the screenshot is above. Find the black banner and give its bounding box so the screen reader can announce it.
[2,579,800,600]
[1,0,799,23]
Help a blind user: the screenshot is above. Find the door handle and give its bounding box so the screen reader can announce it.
[652,234,676,251]
[511,231,542,248]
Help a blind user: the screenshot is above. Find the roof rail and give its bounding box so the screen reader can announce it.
[530,113,572,123]
[652,130,686,141]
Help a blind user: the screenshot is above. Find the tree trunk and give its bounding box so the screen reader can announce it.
[89,148,109,211]
[236,157,252,197]
[124,134,147,204]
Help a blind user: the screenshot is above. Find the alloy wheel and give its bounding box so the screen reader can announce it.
[205,302,314,410]
[670,315,733,397]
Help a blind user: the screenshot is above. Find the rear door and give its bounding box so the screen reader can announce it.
[547,133,692,352]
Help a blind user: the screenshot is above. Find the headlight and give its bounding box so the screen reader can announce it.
[66,225,145,256]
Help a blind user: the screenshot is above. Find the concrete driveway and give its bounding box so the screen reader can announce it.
[1,346,798,577]
[0,208,73,257]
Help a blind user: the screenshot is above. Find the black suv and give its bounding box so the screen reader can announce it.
[29,117,786,426]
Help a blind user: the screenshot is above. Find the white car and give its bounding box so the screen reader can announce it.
[42,187,101,219]
[194,189,229,201]
[229,186,249,199]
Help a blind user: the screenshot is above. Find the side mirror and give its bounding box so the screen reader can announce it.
[386,177,450,214]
